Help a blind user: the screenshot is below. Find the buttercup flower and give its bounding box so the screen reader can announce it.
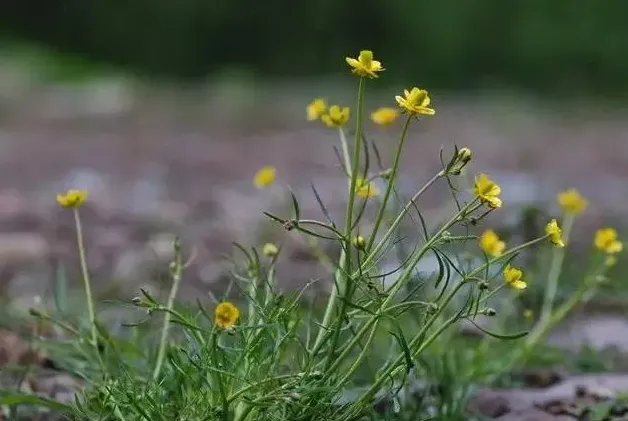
[395,87,435,116]
[321,105,350,128]
[504,266,527,290]
[479,229,506,257]
[474,174,502,208]
[307,98,327,121]
[355,177,379,198]
[345,50,384,78]
[262,242,279,257]
[56,189,88,208]
[594,228,623,254]
[557,189,588,215]
[254,166,277,189]
[545,219,565,247]
[214,302,240,329]
[370,107,399,126]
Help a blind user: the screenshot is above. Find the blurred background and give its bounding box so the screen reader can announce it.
[0,0,627,312]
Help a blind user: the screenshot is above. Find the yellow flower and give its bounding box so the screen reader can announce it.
[473,174,502,208]
[545,219,565,248]
[395,87,435,116]
[254,166,277,189]
[594,228,623,254]
[370,107,399,126]
[262,242,279,257]
[504,266,527,290]
[345,50,384,78]
[56,189,88,208]
[557,189,588,215]
[214,302,240,329]
[321,105,350,128]
[355,177,379,198]
[307,98,327,121]
[479,229,506,257]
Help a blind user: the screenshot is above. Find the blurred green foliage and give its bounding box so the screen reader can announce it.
[2,0,628,94]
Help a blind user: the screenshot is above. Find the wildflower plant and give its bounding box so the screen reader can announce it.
[16,51,623,421]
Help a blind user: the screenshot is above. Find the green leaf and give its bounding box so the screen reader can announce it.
[389,322,414,374]
[289,189,301,221]
[465,318,528,340]
[0,393,72,413]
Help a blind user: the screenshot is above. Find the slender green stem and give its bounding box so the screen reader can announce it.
[264,264,276,308]
[467,235,549,280]
[227,374,301,404]
[352,281,467,409]
[312,77,365,355]
[539,213,575,325]
[357,171,444,275]
[248,267,260,327]
[380,201,478,304]
[152,240,183,381]
[73,208,98,348]
[337,320,379,384]
[338,127,352,178]
[366,115,413,252]
[493,277,596,383]
[349,229,551,407]
[323,77,366,369]
[326,202,478,374]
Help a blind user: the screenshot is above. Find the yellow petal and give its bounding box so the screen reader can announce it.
[510,280,527,290]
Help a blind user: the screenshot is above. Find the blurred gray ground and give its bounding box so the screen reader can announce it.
[0,74,627,306]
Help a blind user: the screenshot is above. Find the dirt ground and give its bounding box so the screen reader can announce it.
[0,77,627,304]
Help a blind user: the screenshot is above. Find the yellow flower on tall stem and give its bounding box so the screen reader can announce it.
[370,107,399,126]
[594,228,623,254]
[557,189,588,215]
[307,98,327,121]
[215,302,240,329]
[479,229,506,257]
[474,174,502,208]
[345,50,384,78]
[56,189,88,208]
[254,166,277,189]
[545,219,565,247]
[55,188,97,349]
[321,105,350,128]
[504,266,527,290]
[395,87,435,116]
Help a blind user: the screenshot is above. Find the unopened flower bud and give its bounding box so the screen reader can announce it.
[352,235,366,250]
[28,308,43,317]
[457,147,472,165]
[485,308,497,316]
[263,242,279,257]
[380,168,394,180]
[284,219,297,231]
[131,296,143,306]
[478,281,490,290]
